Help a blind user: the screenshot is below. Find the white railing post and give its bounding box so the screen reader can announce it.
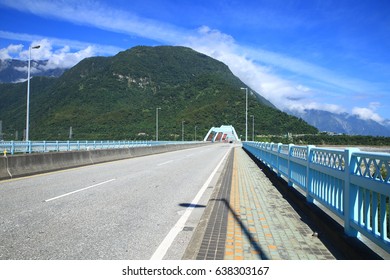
[287,144,294,186]
[28,141,32,154]
[306,145,315,203]
[344,148,360,237]
[277,143,282,177]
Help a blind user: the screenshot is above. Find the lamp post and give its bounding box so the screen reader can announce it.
[25,45,40,141]
[240,87,248,141]
[250,115,254,141]
[156,107,161,141]
[194,125,197,141]
[182,121,185,141]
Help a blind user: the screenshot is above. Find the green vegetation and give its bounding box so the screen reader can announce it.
[0,46,317,141]
[258,133,390,146]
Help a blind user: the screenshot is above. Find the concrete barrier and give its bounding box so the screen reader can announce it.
[5,150,93,179]
[0,157,9,180]
[0,142,211,180]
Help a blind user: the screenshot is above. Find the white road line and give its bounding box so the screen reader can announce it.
[44,179,116,202]
[150,147,231,260]
[157,160,173,166]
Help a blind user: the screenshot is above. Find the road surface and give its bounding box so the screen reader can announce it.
[0,143,232,260]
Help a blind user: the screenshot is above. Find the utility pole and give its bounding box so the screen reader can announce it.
[240,87,248,141]
[25,45,40,141]
[251,115,254,141]
[156,107,161,141]
[182,121,185,141]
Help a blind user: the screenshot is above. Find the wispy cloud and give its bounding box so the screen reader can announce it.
[1,0,387,122]
[0,30,122,56]
[352,102,385,124]
[0,30,122,72]
[182,26,350,113]
[0,43,23,59]
[0,0,189,44]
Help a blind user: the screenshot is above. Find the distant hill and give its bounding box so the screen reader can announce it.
[287,109,390,137]
[0,59,66,83]
[0,46,317,140]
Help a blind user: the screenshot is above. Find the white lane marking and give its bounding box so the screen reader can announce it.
[150,148,231,260]
[44,179,116,202]
[157,160,173,166]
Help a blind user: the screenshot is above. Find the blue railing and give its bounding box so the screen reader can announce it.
[0,140,190,155]
[243,141,390,254]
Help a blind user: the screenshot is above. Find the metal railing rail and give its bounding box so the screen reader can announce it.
[243,141,390,254]
[0,140,194,155]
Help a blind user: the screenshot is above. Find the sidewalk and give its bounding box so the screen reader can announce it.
[185,146,336,260]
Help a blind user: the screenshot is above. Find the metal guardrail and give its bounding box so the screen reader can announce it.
[243,141,390,254]
[0,140,192,155]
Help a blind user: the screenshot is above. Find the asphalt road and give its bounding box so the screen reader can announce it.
[0,143,232,260]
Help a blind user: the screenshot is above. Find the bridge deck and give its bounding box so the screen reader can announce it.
[185,146,384,260]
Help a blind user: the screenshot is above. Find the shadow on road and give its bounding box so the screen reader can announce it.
[178,203,206,208]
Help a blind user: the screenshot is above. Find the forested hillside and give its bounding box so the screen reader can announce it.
[0,46,317,140]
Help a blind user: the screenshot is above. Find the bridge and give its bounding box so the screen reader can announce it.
[0,140,389,260]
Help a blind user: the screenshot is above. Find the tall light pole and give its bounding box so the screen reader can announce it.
[182,120,185,141]
[240,87,248,141]
[194,125,197,141]
[25,45,40,141]
[250,115,254,141]
[156,107,161,141]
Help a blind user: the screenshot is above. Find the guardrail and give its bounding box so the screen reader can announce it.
[243,141,390,254]
[0,140,190,155]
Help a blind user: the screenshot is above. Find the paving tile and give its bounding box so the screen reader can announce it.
[193,146,336,260]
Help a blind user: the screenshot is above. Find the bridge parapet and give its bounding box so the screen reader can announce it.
[0,141,209,180]
[243,141,390,255]
[0,140,197,155]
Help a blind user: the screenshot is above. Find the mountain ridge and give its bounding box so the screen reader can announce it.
[0,45,317,140]
[0,59,66,83]
[287,109,390,137]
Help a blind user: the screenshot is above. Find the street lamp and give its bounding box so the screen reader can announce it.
[240,87,248,141]
[182,121,185,141]
[156,107,161,141]
[25,45,40,141]
[250,115,254,141]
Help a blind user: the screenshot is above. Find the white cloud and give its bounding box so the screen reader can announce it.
[368,102,381,111]
[287,102,345,114]
[0,0,188,44]
[0,30,122,58]
[3,39,96,73]
[352,106,384,123]
[243,46,375,94]
[2,0,387,121]
[39,43,95,70]
[0,44,23,59]
[183,26,326,112]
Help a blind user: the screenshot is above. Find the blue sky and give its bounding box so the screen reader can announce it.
[1,0,390,122]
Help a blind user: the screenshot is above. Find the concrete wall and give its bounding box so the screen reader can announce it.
[0,143,210,180]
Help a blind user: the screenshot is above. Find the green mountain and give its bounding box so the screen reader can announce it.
[0,46,318,141]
